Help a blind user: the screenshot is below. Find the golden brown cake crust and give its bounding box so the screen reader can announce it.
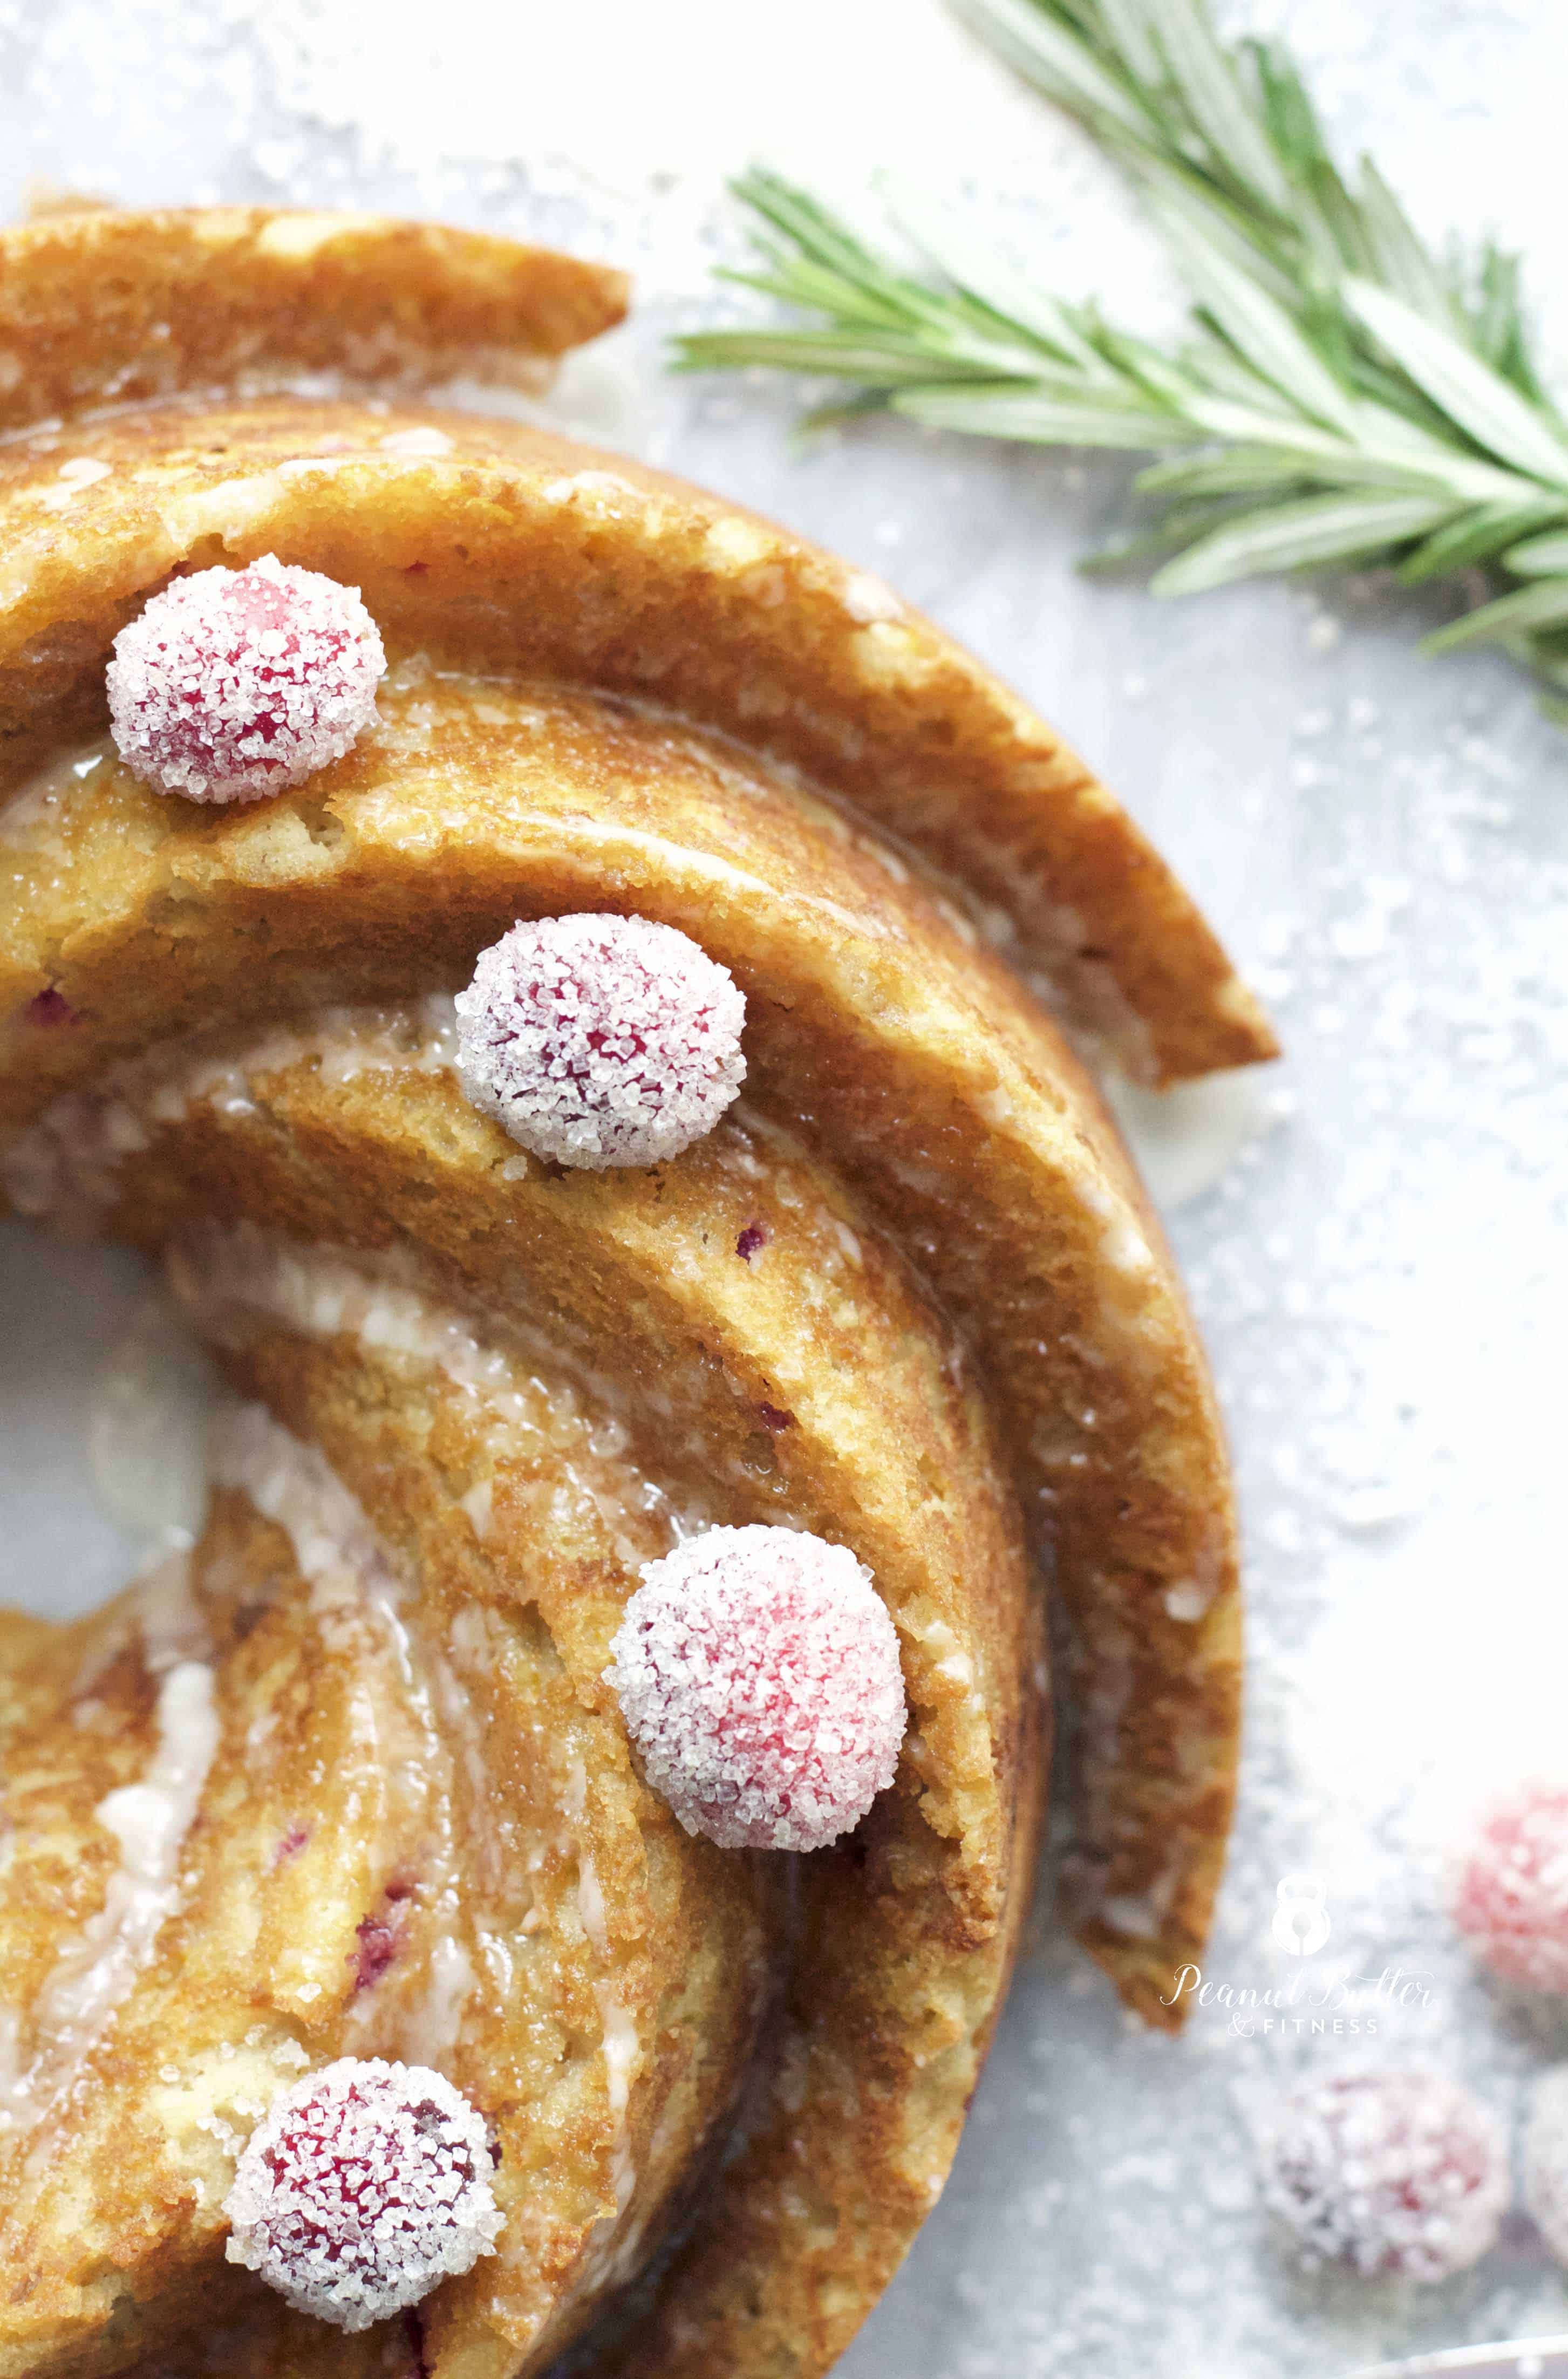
[0,203,1258,2379]
[0,1393,769,2379]
[1,1020,1039,2379]
[0,392,1270,1085]
[3,659,1240,2022]
[0,208,628,426]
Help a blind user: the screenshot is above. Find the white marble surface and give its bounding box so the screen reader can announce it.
[5,3,1568,2373]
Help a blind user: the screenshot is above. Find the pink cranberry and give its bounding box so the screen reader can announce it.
[606,1523,906,1852]
[106,554,384,803]
[223,2057,502,2330]
[454,913,745,1169]
[1255,2069,1507,2282]
[1453,1781,1568,1992]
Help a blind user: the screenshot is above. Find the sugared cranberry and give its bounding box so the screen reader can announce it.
[223,2057,502,2330]
[106,555,384,803]
[1255,2069,1507,2282]
[454,913,745,1169]
[1453,1781,1568,1992]
[606,1524,906,1852]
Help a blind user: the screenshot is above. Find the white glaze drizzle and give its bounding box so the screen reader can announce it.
[88,1291,220,1548]
[168,1218,699,1565]
[1,994,458,1230]
[209,1402,479,2067]
[204,1271,647,2211]
[1,1620,219,2141]
[210,1399,404,1644]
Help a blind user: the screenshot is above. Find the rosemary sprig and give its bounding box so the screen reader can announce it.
[673,0,1568,711]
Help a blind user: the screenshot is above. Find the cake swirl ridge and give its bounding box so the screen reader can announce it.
[0,202,1266,2379]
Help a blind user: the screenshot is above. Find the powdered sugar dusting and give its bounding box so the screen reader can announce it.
[223,2055,502,2329]
[1252,2070,1508,2283]
[106,555,385,803]
[5,6,1568,2370]
[454,914,746,1169]
[606,1523,905,1852]
[1523,2066,1568,2264]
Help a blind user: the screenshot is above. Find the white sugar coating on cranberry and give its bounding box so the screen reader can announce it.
[223,2056,502,2331]
[1524,2065,1568,2261]
[1254,2069,1507,2282]
[605,1524,906,1852]
[1452,1780,1568,1992]
[454,914,746,1170]
[106,555,385,804]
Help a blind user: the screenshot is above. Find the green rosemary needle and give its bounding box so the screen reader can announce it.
[673,0,1568,712]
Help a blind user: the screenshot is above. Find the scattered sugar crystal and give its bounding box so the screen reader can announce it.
[1523,2066,1568,2261]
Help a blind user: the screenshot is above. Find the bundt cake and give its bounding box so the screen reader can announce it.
[0,205,1273,2378]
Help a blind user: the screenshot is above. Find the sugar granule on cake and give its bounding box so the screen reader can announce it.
[1524,2064,1568,2261]
[605,1523,906,1852]
[223,2056,502,2330]
[1253,2069,1506,2283]
[1452,1779,1568,1992]
[454,913,746,1169]
[107,555,385,803]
